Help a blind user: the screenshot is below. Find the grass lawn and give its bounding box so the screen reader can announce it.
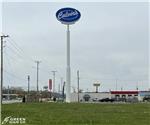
[1,103,150,125]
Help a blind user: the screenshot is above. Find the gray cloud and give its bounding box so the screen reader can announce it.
[2,2,149,92]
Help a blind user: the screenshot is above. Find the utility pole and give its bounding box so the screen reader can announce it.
[7,85,10,100]
[136,81,139,90]
[52,71,57,93]
[77,70,80,103]
[60,77,63,93]
[1,34,9,104]
[58,84,60,93]
[62,81,65,101]
[35,61,41,92]
[27,75,30,94]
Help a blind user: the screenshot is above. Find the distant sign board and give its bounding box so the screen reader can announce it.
[56,7,81,25]
[93,83,100,86]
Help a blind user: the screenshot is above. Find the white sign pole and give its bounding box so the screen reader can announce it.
[66,24,71,102]
[56,8,81,103]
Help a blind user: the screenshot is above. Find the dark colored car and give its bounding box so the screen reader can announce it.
[99,98,115,102]
[117,98,126,102]
[143,95,150,102]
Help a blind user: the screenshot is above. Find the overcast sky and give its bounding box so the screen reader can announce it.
[1,2,149,92]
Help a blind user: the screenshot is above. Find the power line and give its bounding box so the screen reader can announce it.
[7,38,24,54]
[4,70,26,82]
[6,43,34,63]
[8,37,24,52]
[5,46,23,58]
[4,51,16,86]
[4,51,27,68]
[7,37,35,62]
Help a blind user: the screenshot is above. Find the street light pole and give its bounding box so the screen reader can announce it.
[27,75,30,94]
[77,70,80,103]
[52,71,57,93]
[35,61,41,92]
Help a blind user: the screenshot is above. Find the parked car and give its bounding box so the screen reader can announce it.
[143,95,150,102]
[126,97,138,103]
[99,98,115,102]
[117,98,126,102]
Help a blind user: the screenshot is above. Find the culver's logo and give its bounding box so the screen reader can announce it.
[57,10,78,20]
[56,8,81,24]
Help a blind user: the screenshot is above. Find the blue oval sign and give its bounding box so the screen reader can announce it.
[56,7,81,25]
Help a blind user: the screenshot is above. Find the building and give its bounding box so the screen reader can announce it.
[111,91,138,99]
[70,90,150,102]
[138,91,150,101]
[70,92,111,102]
